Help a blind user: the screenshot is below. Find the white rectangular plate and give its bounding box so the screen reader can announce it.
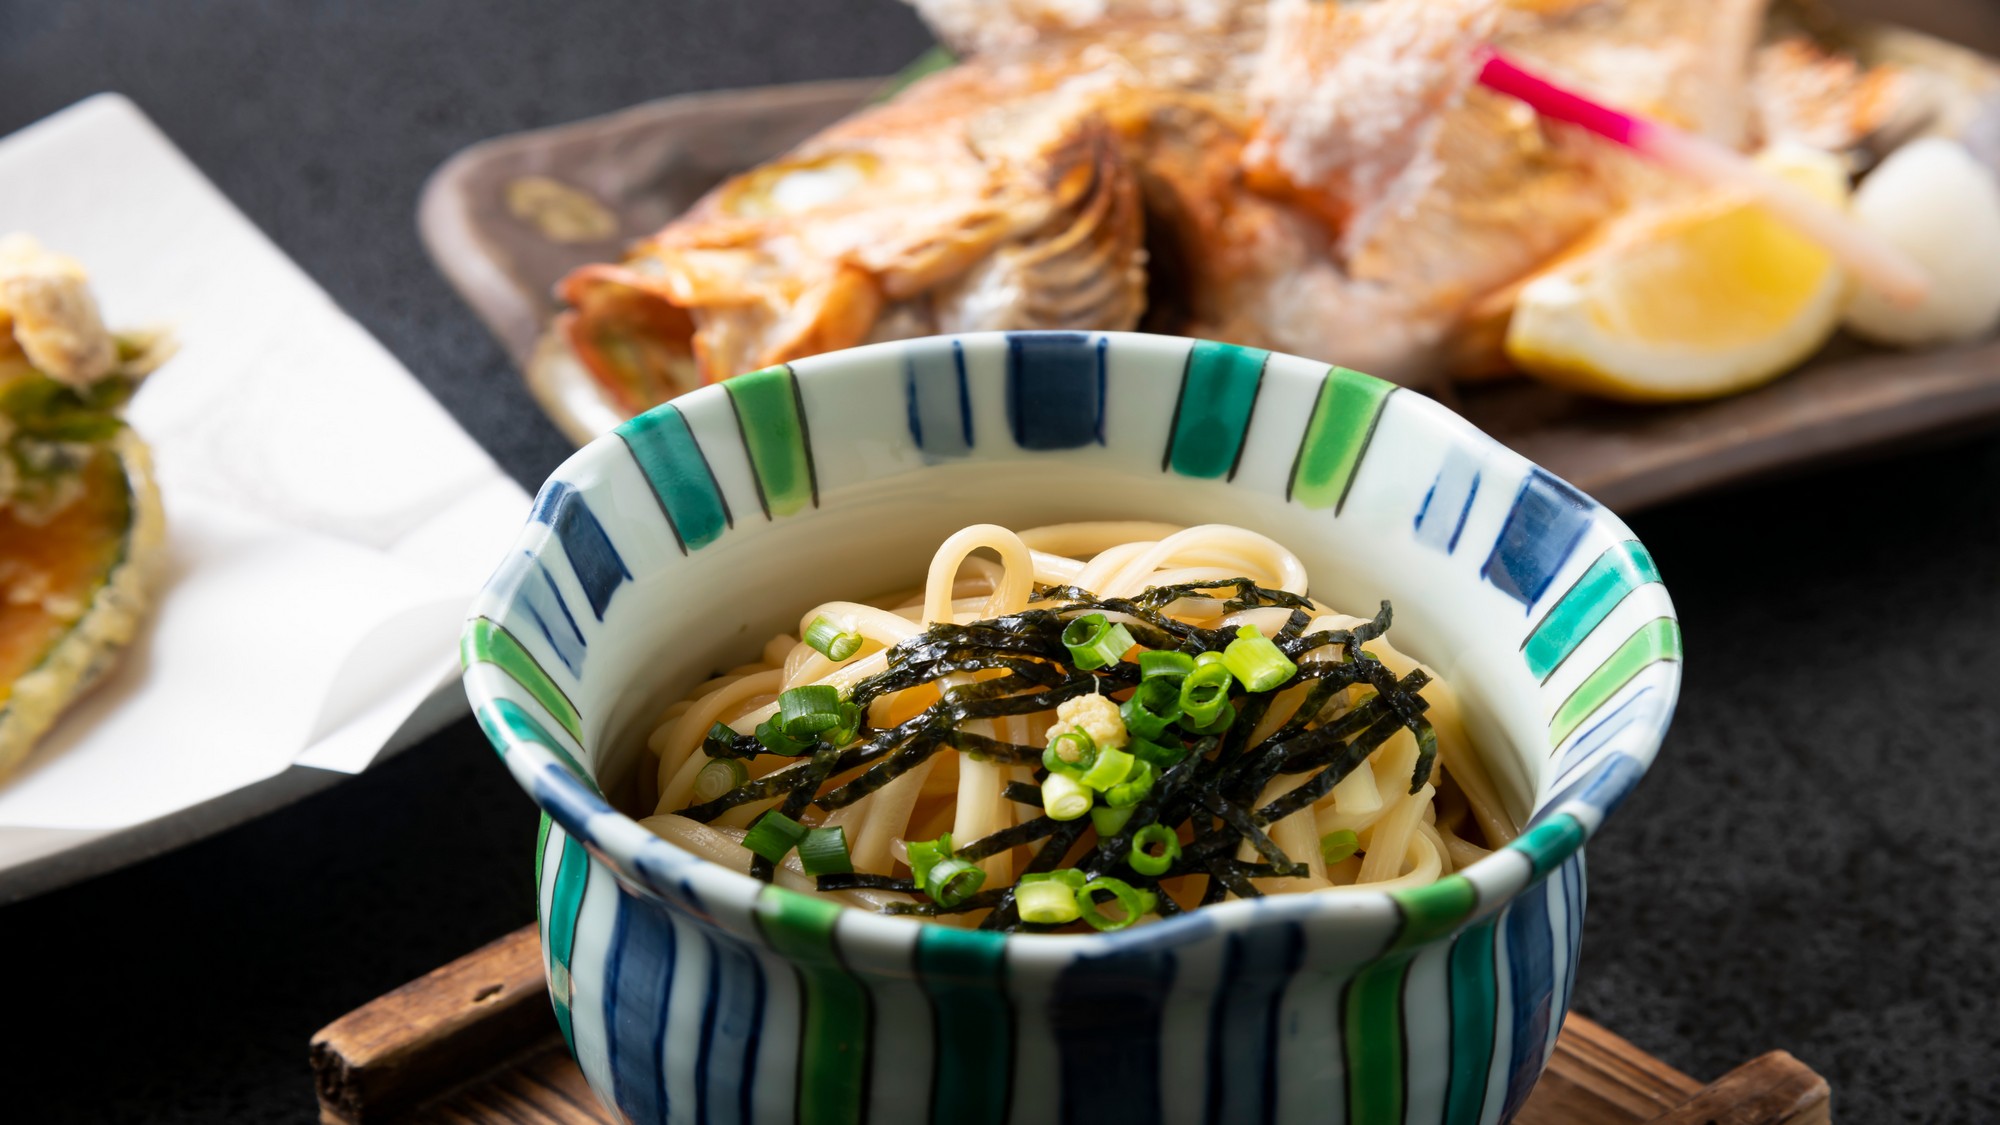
[0,94,529,901]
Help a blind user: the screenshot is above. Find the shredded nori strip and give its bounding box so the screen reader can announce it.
[675,583,1442,931]
[1196,790,1295,869]
[957,816,1063,860]
[978,816,1092,931]
[1206,856,1262,900]
[1278,601,1394,660]
[1192,824,1240,912]
[952,680,1103,719]
[1214,858,1311,881]
[1146,877,1185,916]
[1275,678,1342,739]
[814,734,950,809]
[1256,713,1412,824]
[701,728,769,760]
[1278,608,1312,639]
[947,729,1056,764]
[1243,691,1396,784]
[815,873,919,894]
[676,759,814,822]
[852,654,1060,703]
[1001,780,1045,807]
[1023,815,1093,876]
[1209,690,1276,777]
[1274,689,1383,757]
[1163,841,1224,877]
[1409,719,1440,796]
[882,889,1010,917]
[779,742,844,820]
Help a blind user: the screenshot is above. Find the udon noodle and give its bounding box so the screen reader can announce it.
[638,522,1516,932]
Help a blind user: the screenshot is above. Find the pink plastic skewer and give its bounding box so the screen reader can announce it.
[1476,51,1930,307]
[1476,52,1641,146]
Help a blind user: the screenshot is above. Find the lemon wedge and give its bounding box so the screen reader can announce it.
[1506,145,1851,402]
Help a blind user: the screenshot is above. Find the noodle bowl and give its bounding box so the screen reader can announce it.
[466,330,1682,1123]
[637,521,1516,932]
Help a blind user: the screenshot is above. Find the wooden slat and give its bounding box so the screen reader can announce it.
[310,925,1827,1125]
[1520,1015,1705,1124]
[311,927,551,1124]
[1648,1052,1832,1125]
[423,1046,607,1125]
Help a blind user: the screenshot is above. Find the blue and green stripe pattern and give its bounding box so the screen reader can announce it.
[1162,339,1268,479]
[1287,365,1394,513]
[471,331,1678,1125]
[725,363,819,518]
[1522,541,1661,682]
[617,402,732,552]
[526,841,1584,1125]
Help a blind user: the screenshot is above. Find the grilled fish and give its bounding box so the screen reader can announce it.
[558,0,1919,410]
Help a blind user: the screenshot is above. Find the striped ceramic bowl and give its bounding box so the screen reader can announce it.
[463,331,1680,1125]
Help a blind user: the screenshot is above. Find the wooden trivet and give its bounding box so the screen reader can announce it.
[310,926,1828,1125]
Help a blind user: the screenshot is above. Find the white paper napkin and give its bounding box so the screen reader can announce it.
[0,94,528,833]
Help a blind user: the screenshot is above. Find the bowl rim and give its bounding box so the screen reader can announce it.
[464,329,1679,960]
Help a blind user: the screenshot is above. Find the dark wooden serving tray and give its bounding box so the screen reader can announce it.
[308,925,1830,1125]
[418,19,2000,515]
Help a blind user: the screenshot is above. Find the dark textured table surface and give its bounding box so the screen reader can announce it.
[4,2,1999,1122]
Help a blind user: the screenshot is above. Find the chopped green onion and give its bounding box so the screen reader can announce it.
[1104,760,1156,808]
[1131,737,1189,770]
[1078,746,1137,791]
[1138,650,1195,680]
[754,715,812,754]
[703,722,739,755]
[1042,729,1098,777]
[1062,613,1137,670]
[778,684,845,739]
[1189,704,1236,736]
[1195,650,1229,669]
[803,615,863,661]
[1320,829,1360,865]
[692,757,748,803]
[906,832,954,887]
[1091,804,1135,838]
[1120,677,1182,740]
[798,825,853,876]
[1222,625,1298,691]
[1016,878,1081,924]
[1077,876,1148,932]
[1042,773,1093,821]
[826,700,863,747]
[1128,823,1181,876]
[924,857,987,907]
[1019,868,1087,891]
[743,810,809,863]
[1177,661,1235,727]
